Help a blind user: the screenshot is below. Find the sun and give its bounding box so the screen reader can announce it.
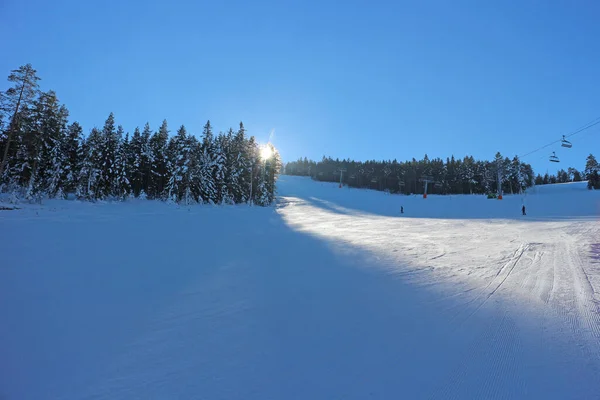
[260,144,273,161]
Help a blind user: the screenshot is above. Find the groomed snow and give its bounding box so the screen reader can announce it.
[1,178,600,399]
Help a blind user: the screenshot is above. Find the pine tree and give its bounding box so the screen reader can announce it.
[229,129,247,202]
[461,156,476,194]
[543,173,550,185]
[166,125,194,203]
[63,122,83,194]
[129,126,143,196]
[214,133,232,204]
[149,119,169,198]
[247,136,260,204]
[113,127,131,199]
[534,174,544,185]
[21,91,70,199]
[196,120,216,203]
[140,122,153,194]
[0,64,41,180]
[196,145,217,204]
[5,104,35,190]
[77,128,103,200]
[201,120,213,150]
[95,113,119,198]
[261,143,281,204]
[557,169,569,183]
[585,154,600,189]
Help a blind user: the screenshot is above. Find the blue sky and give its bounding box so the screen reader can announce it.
[1,0,599,174]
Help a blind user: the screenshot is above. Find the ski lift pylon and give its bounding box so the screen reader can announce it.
[549,151,560,163]
[561,135,572,148]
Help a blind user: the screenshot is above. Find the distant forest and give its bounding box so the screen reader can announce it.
[284,153,600,195]
[0,64,281,205]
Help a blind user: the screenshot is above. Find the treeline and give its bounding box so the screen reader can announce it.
[531,154,599,189]
[534,168,583,185]
[285,153,535,195]
[0,64,281,205]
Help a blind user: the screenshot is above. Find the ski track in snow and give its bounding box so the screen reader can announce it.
[1,177,600,399]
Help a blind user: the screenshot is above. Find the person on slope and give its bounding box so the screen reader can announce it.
[522,205,526,216]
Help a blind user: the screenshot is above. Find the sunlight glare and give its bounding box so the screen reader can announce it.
[260,144,273,161]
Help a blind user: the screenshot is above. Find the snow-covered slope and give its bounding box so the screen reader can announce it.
[1,178,599,399]
[280,177,600,220]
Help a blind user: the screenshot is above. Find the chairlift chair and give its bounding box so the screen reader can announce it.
[549,151,560,163]
[561,135,572,148]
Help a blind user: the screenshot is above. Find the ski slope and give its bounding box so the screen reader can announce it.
[1,178,600,399]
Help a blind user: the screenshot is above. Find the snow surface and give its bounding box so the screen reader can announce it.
[1,178,600,399]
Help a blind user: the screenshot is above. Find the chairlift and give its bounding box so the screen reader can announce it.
[561,135,572,148]
[549,151,560,163]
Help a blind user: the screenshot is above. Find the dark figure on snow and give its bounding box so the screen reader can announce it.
[401,206,404,214]
[522,205,526,216]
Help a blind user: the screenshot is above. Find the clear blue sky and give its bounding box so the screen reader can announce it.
[1,0,599,174]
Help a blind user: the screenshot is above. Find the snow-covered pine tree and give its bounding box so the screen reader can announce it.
[214,133,232,204]
[0,64,41,181]
[254,176,269,206]
[129,127,143,196]
[464,156,476,194]
[149,120,169,199]
[186,135,201,203]
[195,120,216,203]
[47,104,70,198]
[260,143,281,205]
[508,156,521,194]
[5,104,35,191]
[24,91,70,199]
[238,122,257,203]
[246,136,260,204]
[230,127,249,203]
[63,122,83,194]
[96,113,119,198]
[166,125,194,203]
[140,122,153,194]
[113,126,131,199]
[196,145,217,203]
[77,127,102,200]
[223,128,238,204]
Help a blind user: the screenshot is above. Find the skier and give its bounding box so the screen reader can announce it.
[522,205,526,216]
[401,206,404,214]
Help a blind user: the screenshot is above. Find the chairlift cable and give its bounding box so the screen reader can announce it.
[518,116,600,159]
